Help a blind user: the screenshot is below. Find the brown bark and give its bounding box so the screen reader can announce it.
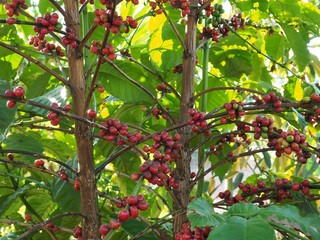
[173,2,198,235]
[63,1,100,239]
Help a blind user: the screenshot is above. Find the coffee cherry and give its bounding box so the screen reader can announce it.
[6,100,16,108]
[87,109,97,119]
[25,214,32,222]
[291,183,301,191]
[110,219,121,229]
[129,205,139,219]
[34,159,45,168]
[99,224,111,235]
[118,209,130,222]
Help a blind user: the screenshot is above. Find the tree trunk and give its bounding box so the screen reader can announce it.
[63,1,100,239]
[173,2,198,235]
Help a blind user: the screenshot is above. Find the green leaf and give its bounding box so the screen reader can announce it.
[52,157,80,212]
[99,61,155,104]
[121,218,158,239]
[262,151,271,168]
[27,86,68,116]
[0,79,16,143]
[259,204,320,239]
[208,216,276,240]
[0,185,32,216]
[292,108,308,131]
[264,31,288,61]
[3,133,43,161]
[228,202,260,218]
[187,197,225,229]
[280,23,310,71]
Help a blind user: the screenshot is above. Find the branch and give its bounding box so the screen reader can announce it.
[0,149,78,175]
[49,0,67,19]
[221,19,302,78]
[0,41,69,86]
[16,212,83,239]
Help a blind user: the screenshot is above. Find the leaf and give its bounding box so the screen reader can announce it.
[208,216,276,240]
[99,61,155,104]
[27,86,68,116]
[0,79,16,143]
[259,204,320,239]
[262,151,271,168]
[228,202,260,218]
[187,197,225,229]
[3,133,43,161]
[264,31,288,61]
[51,157,80,212]
[233,172,244,189]
[121,218,158,239]
[280,23,310,71]
[292,108,308,130]
[0,185,32,216]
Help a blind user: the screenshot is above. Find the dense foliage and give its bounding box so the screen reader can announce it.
[0,0,320,239]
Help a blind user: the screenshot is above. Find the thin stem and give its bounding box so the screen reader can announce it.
[0,149,78,175]
[17,212,83,240]
[196,37,210,198]
[49,0,67,18]
[0,42,69,85]
[162,8,186,50]
[222,19,301,78]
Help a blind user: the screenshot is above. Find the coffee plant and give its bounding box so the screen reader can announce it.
[0,0,320,239]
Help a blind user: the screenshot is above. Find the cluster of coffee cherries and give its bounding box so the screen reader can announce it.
[151,106,169,120]
[79,0,94,4]
[252,116,273,140]
[34,159,45,168]
[255,92,283,113]
[222,100,245,120]
[4,0,28,17]
[47,102,72,126]
[175,222,211,240]
[146,131,182,162]
[90,40,116,61]
[219,178,313,206]
[74,177,80,191]
[99,118,143,146]
[306,93,320,125]
[61,27,78,48]
[133,159,179,188]
[93,9,138,34]
[120,49,133,61]
[188,108,211,136]
[45,222,60,232]
[268,129,310,163]
[29,37,64,56]
[169,0,190,17]
[149,1,164,15]
[173,63,183,74]
[156,83,171,97]
[5,86,25,108]
[73,225,83,240]
[59,168,68,181]
[33,13,59,37]
[115,195,149,220]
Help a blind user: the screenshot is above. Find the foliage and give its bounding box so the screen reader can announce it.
[0,0,320,239]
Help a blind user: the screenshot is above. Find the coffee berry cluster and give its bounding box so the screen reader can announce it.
[73,225,83,240]
[151,106,169,120]
[223,100,245,120]
[99,118,143,145]
[188,108,211,136]
[175,222,211,240]
[170,0,191,17]
[254,92,283,113]
[5,86,25,108]
[90,40,116,61]
[47,102,72,126]
[93,9,138,34]
[218,178,313,206]
[4,0,28,17]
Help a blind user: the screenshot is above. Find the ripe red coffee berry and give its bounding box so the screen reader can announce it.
[25,214,32,222]
[110,219,121,229]
[118,209,130,222]
[34,159,45,168]
[129,205,139,219]
[87,109,97,119]
[99,224,111,235]
[13,86,25,97]
[6,100,16,108]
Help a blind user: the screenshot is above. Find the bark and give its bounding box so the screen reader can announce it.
[63,1,100,239]
[173,2,198,235]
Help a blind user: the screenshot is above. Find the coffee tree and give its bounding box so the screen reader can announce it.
[0,0,320,239]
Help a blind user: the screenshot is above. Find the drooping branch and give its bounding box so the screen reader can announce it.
[0,42,69,85]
